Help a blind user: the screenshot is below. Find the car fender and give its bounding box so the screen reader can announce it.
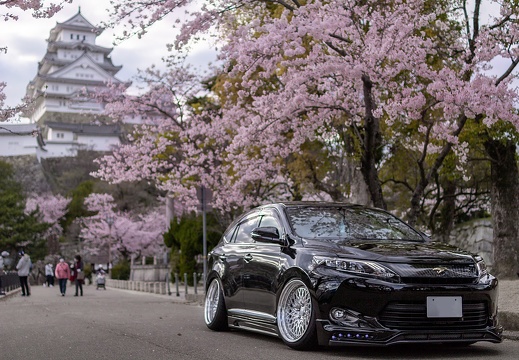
[277,266,323,319]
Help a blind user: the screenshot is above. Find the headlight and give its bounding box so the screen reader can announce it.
[313,256,400,282]
[475,256,488,279]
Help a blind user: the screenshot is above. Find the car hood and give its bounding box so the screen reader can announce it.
[303,239,475,264]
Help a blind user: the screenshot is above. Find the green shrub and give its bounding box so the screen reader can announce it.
[111,259,130,280]
[163,211,223,284]
[84,263,93,282]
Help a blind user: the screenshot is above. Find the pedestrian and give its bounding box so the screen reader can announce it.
[16,250,32,297]
[69,261,76,285]
[54,258,70,296]
[74,255,84,297]
[0,250,8,295]
[44,263,54,287]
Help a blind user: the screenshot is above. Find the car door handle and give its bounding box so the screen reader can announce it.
[244,254,253,262]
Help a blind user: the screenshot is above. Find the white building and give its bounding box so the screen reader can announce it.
[0,121,121,159]
[0,123,40,157]
[1,9,125,159]
[25,9,123,124]
[41,122,121,158]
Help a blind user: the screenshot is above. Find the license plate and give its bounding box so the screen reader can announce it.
[426,296,462,318]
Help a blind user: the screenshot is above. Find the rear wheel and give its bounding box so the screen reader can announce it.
[204,277,228,331]
[277,279,317,350]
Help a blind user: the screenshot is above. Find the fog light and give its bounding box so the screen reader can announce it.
[331,308,346,319]
[330,307,363,327]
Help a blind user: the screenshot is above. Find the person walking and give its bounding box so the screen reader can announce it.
[74,255,84,297]
[16,250,32,297]
[44,263,54,287]
[54,258,70,296]
[0,250,8,295]
[69,261,76,286]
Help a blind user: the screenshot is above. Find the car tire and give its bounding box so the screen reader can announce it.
[204,277,228,331]
[277,278,317,350]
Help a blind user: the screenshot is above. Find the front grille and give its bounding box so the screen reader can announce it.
[400,277,476,285]
[390,263,478,284]
[379,301,488,330]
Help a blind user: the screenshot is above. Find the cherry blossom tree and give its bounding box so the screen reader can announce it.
[80,193,166,263]
[91,60,242,212]
[25,192,71,254]
[1,0,71,121]
[26,192,70,233]
[100,0,519,276]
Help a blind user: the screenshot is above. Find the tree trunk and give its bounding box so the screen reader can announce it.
[434,180,456,243]
[484,139,519,279]
[360,74,386,210]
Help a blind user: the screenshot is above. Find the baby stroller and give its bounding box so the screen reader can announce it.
[96,268,106,290]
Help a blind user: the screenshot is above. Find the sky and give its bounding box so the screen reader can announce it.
[0,0,217,109]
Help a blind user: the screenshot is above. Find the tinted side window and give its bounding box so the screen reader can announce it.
[234,216,260,244]
[223,225,237,243]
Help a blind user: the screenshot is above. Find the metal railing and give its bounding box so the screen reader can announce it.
[1,271,20,294]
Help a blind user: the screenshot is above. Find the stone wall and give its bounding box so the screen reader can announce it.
[129,256,170,282]
[447,218,493,268]
[106,279,170,295]
[3,155,51,194]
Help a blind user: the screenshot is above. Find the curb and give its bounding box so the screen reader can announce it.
[499,311,519,333]
[0,288,21,301]
[502,331,519,341]
[185,293,205,305]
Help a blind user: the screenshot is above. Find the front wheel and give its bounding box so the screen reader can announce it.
[277,279,317,350]
[204,277,228,331]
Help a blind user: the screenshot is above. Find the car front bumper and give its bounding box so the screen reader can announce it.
[312,275,503,346]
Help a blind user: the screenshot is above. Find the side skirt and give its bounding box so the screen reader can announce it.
[227,308,279,337]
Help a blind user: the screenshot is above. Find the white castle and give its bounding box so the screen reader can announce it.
[1,9,124,159]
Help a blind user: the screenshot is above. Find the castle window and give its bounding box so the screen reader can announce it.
[70,34,73,39]
[77,35,80,40]
[83,35,86,40]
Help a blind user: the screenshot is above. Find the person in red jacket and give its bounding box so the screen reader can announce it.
[74,255,84,297]
[54,258,70,296]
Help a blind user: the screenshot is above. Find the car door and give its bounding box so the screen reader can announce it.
[220,214,260,312]
[242,210,283,316]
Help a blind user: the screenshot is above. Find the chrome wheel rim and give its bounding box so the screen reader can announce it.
[204,279,220,325]
[277,279,312,342]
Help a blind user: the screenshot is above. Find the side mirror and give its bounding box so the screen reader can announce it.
[251,226,283,245]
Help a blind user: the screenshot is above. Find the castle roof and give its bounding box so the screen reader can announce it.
[48,9,103,42]
[0,123,38,135]
[45,122,121,136]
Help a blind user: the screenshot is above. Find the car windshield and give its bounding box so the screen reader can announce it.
[286,206,423,242]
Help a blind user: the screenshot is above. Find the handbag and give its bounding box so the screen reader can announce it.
[76,270,85,280]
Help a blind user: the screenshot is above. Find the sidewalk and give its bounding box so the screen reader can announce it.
[497,280,519,340]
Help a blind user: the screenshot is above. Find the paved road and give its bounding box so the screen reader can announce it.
[1,285,518,360]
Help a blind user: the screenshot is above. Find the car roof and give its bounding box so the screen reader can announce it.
[261,201,373,210]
